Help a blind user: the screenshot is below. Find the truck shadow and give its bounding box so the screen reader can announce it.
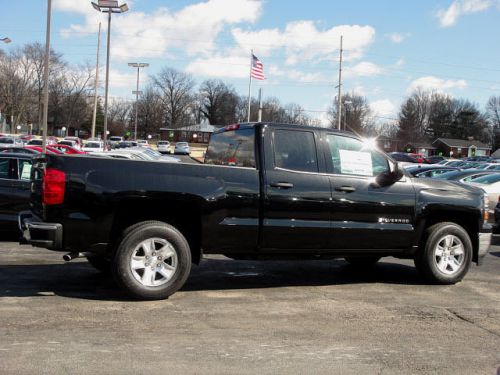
[0,258,427,301]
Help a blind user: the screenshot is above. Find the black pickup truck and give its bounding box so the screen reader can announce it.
[19,123,492,300]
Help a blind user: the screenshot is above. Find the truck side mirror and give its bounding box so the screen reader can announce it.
[376,160,403,186]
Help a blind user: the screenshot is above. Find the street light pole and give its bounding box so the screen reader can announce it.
[91,22,101,140]
[42,0,52,153]
[128,62,149,140]
[91,0,129,148]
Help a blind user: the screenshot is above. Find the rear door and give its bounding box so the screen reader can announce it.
[0,157,26,231]
[325,133,416,250]
[261,126,331,250]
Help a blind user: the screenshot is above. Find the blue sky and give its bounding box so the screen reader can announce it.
[1,0,500,124]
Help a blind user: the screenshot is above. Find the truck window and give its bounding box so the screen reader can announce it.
[274,130,318,173]
[205,128,256,168]
[326,134,389,177]
[0,159,10,179]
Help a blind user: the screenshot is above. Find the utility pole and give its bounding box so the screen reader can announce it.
[128,63,149,140]
[337,35,343,131]
[42,0,52,153]
[91,22,101,140]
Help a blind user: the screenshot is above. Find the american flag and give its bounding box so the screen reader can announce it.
[251,54,264,80]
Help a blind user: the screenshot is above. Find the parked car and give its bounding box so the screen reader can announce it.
[409,153,427,163]
[136,140,150,148]
[174,142,190,155]
[83,141,105,153]
[425,155,446,164]
[0,137,23,148]
[24,146,61,154]
[63,137,82,149]
[19,123,491,300]
[116,141,138,149]
[405,165,458,178]
[463,173,500,215]
[1,147,40,155]
[388,152,418,163]
[0,153,32,236]
[109,136,124,149]
[433,169,500,183]
[58,139,79,148]
[49,144,86,155]
[157,141,171,154]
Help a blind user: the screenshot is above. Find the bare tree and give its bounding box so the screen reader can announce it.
[153,68,195,129]
[199,79,239,125]
[328,93,374,135]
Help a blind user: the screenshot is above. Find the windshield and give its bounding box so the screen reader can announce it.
[176,142,188,147]
[0,138,14,144]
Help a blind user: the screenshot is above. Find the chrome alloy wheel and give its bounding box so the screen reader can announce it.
[433,234,465,275]
[130,238,178,287]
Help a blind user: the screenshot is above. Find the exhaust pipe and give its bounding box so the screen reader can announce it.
[63,252,85,262]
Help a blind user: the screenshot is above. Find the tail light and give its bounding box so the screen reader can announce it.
[43,168,66,205]
[483,194,490,222]
[224,124,240,131]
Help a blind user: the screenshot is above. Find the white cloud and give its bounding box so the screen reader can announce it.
[395,58,405,67]
[232,22,375,64]
[55,0,263,60]
[386,32,410,43]
[370,99,396,117]
[436,0,497,27]
[185,55,249,78]
[344,62,383,78]
[408,76,467,92]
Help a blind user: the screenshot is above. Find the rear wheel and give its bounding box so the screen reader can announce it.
[344,256,381,267]
[414,222,472,284]
[112,221,192,300]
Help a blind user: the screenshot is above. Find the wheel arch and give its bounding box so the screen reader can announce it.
[108,198,202,264]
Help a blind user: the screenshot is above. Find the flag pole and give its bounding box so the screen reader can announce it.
[247,49,253,122]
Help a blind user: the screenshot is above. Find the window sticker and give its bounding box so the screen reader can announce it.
[338,149,373,176]
[20,163,32,180]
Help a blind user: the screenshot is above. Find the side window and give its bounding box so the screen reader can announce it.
[205,128,256,168]
[326,134,389,177]
[274,130,318,173]
[0,159,9,179]
[18,159,32,181]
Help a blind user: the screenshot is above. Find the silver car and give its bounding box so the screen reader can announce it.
[157,141,171,154]
[174,142,190,155]
[0,137,23,148]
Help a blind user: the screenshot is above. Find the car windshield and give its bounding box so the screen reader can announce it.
[158,141,168,145]
[177,142,188,147]
[59,141,74,146]
[110,137,122,142]
[469,174,500,184]
[0,138,14,144]
[28,139,42,145]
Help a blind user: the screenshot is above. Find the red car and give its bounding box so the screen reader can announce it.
[409,153,427,163]
[24,145,61,154]
[49,144,86,154]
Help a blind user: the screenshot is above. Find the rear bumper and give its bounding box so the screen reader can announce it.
[18,211,63,250]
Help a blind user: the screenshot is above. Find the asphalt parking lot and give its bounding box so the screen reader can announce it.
[0,240,499,375]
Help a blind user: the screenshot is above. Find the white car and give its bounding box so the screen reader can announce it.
[174,142,190,155]
[108,136,124,149]
[464,173,500,214]
[83,141,105,152]
[136,139,150,148]
[157,141,171,154]
[0,137,23,148]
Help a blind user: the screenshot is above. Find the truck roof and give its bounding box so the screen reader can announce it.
[214,122,355,136]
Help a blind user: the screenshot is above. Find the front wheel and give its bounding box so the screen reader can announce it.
[112,221,192,300]
[414,222,472,284]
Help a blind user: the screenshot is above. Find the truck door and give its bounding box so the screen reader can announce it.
[261,126,331,250]
[324,133,416,250]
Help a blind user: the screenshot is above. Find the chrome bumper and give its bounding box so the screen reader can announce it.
[18,211,63,250]
[478,231,491,259]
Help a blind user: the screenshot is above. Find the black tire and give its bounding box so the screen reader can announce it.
[414,222,472,284]
[112,221,192,300]
[344,256,381,267]
[86,255,111,274]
